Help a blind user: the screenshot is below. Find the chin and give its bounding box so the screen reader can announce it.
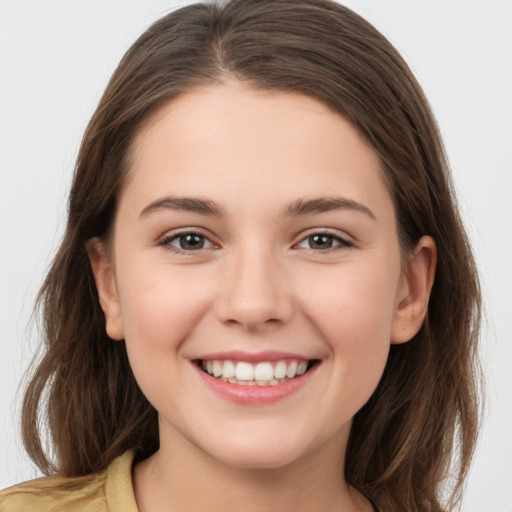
[214,446,304,470]
[197,430,316,470]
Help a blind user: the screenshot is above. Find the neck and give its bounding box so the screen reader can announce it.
[133,421,371,512]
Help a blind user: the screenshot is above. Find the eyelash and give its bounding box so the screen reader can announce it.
[158,230,352,254]
[295,232,352,252]
[159,231,215,254]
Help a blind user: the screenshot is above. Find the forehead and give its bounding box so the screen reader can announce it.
[121,81,394,221]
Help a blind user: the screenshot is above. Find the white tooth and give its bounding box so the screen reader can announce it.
[206,360,213,374]
[256,380,269,386]
[235,361,254,381]
[286,361,298,378]
[246,380,256,386]
[212,360,223,377]
[254,362,273,381]
[227,378,237,384]
[223,360,236,379]
[274,361,287,379]
[297,361,308,376]
[269,379,279,386]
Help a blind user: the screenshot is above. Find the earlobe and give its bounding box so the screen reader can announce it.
[87,238,124,340]
[391,236,437,344]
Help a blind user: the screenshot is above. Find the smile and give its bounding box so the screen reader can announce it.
[199,359,313,386]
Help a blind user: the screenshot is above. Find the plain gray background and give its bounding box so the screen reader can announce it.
[1,1,511,510]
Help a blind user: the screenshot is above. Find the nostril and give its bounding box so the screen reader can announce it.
[214,271,295,329]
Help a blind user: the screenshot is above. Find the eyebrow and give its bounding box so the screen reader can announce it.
[139,196,226,218]
[283,197,376,219]
[139,195,375,220]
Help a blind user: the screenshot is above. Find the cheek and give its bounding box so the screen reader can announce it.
[116,264,212,358]
[296,262,399,388]
[298,263,399,342]
[115,264,217,413]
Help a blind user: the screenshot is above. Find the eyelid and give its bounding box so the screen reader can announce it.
[156,227,353,254]
[158,228,219,253]
[293,228,354,251]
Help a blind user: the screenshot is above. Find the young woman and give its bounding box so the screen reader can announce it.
[0,1,481,511]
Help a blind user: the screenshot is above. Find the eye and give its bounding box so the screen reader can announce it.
[161,232,214,252]
[296,233,351,251]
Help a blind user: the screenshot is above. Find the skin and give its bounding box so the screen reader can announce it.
[90,80,436,512]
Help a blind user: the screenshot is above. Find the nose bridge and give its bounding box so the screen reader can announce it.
[216,238,293,329]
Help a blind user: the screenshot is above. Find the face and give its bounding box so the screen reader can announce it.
[92,81,434,470]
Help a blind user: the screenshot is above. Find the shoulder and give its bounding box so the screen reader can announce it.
[0,450,136,512]
[0,472,106,512]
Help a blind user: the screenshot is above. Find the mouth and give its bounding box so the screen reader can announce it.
[195,358,319,387]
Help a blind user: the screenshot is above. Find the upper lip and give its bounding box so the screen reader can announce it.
[194,350,314,363]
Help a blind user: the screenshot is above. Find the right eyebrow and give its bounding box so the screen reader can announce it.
[139,196,226,219]
[283,196,376,220]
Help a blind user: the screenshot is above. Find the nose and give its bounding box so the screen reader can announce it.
[214,245,294,331]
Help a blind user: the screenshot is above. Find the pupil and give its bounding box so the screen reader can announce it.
[180,234,203,250]
[310,234,332,249]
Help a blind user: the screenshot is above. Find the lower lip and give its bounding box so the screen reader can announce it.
[193,363,318,404]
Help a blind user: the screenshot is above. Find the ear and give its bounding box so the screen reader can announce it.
[391,236,437,344]
[87,238,124,340]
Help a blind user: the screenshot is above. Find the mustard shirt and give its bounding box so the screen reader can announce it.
[0,450,138,512]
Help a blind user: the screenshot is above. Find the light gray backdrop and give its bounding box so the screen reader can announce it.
[1,1,511,510]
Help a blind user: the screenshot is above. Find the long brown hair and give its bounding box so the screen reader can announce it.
[21,1,481,510]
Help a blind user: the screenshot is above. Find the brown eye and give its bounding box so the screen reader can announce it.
[163,232,213,251]
[296,233,351,251]
[308,234,334,249]
[178,234,205,250]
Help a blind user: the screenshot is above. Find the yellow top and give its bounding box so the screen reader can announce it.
[0,450,138,512]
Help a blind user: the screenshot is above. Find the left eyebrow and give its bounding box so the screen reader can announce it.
[139,196,226,219]
[283,196,376,220]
